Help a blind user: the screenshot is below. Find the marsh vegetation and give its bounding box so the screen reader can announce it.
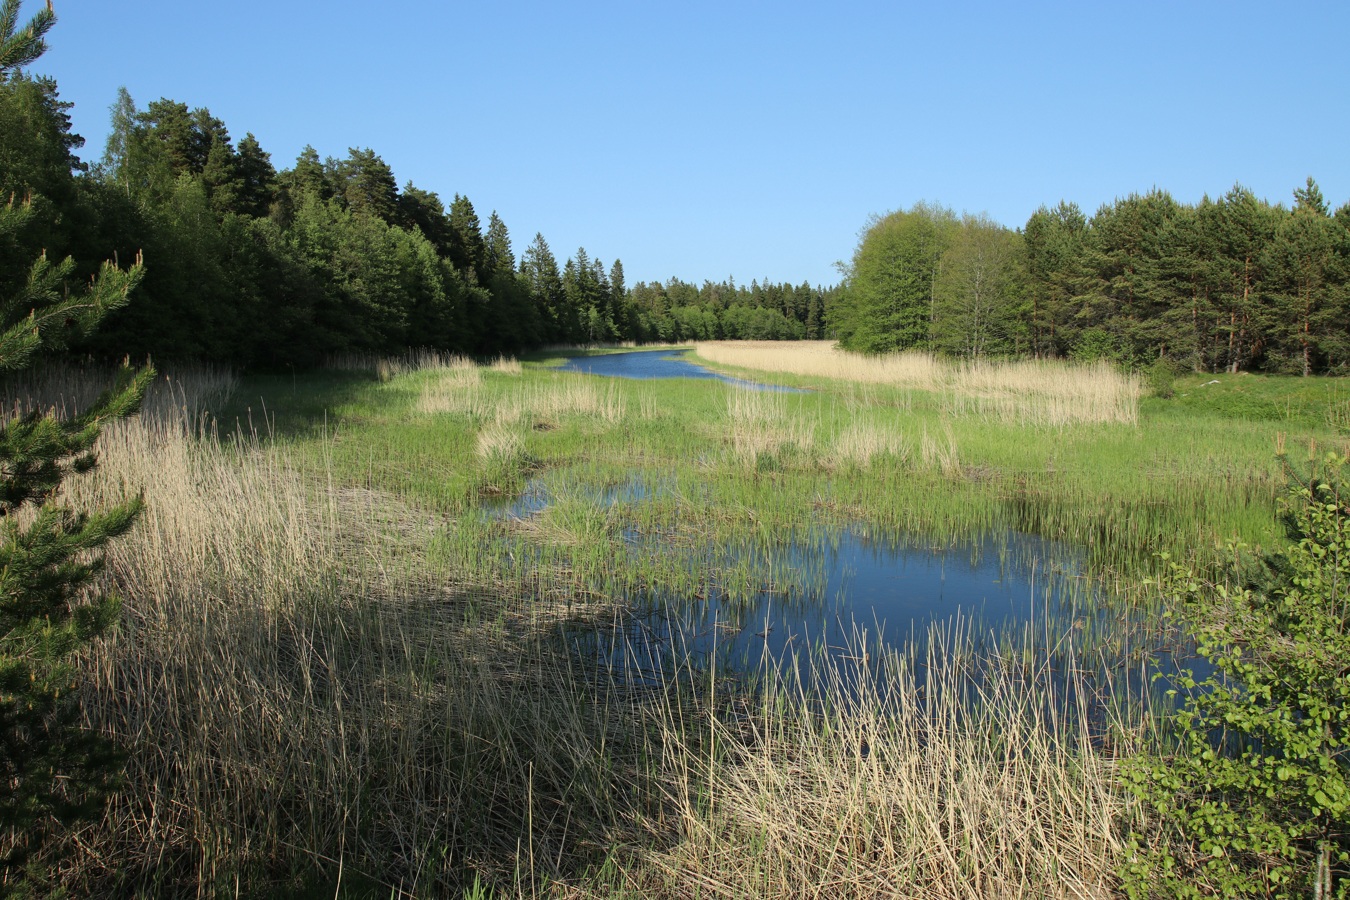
[4,338,1337,896]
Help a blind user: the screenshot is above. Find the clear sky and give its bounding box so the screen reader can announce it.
[34,0,1350,289]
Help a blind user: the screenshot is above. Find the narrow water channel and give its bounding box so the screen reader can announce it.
[558,348,802,392]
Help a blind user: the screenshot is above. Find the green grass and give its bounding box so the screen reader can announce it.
[223,355,1325,586]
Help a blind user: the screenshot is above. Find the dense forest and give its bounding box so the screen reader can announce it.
[1,75,832,369]
[830,188,1350,375]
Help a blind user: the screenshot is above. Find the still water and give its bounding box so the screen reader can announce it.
[528,355,1184,700]
[558,348,801,392]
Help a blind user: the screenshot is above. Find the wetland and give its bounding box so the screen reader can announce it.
[46,342,1344,896]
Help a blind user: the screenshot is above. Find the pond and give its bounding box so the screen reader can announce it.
[489,474,1185,714]
[558,348,801,392]
[531,354,1190,709]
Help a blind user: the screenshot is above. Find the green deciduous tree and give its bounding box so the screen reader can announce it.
[834,202,955,353]
[932,213,1025,358]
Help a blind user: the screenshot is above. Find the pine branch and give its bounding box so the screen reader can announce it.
[0,0,55,77]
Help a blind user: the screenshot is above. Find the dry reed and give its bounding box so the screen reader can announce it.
[641,622,1133,899]
[694,341,1142,427]
[498,378,627,426]
[415,362,485,415]
[724,387,816,468]
[830,422,908,470]
[34,372,643,894]
[4,365,1149,896]
[326,349,476,381]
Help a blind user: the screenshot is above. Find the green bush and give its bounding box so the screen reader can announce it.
[1121,452,1350,898]
[1147,358,1180,399]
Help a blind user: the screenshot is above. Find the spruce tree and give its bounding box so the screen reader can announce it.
[0,1,153,877]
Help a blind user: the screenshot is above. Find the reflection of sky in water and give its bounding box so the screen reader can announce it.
[558,349,801,392]
[672,530,1102,665]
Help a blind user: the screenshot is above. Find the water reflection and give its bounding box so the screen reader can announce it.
[558,348,802,392]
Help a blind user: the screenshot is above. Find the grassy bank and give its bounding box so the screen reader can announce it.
[6,346,1340,895]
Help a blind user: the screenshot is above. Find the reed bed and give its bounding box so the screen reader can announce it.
[693,341,1142,427]
[724,387,816,469]
[500,378,626,426]
[1,361,237,423]
[327,348,478,381]
[4,354,1299,895]
[829,422,909,469]
[476,420,527,461]
[43,389,652,895]
[415,362,485,415]
[635,622,1135,899]
[919,424,962,477]
[489,356,524,375]
[418,369,625,426]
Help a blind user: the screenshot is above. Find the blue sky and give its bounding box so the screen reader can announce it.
[35,0,1350,288]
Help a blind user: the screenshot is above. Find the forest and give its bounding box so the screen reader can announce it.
[831,188,1350,375]
[1,75,833,369]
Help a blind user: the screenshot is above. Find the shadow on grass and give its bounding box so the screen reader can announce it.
[219,370,383,439]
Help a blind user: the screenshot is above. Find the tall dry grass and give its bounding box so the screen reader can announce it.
[640,622,1134,899]
[31,371,652,894]
[723,387,816,468]
[1,361,237,424]
[694,341,1142,427]
[326,348,478,381]
[418,368,627,426]
[830,423,909,470]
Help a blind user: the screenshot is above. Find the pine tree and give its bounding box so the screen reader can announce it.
[233,133,276,218]
[521,232,565,340]
[484,211,514,275]
[397,183,452,256]
[1265,180,1339,376]
[0,4,153,876]
[447,194,486,283]
[337,147,398,223]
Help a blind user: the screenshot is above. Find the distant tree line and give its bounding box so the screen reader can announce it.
[628,277,836,342]
[830,185,1350,374]
[1,77,827,370]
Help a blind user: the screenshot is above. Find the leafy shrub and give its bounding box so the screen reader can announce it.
[1121,452,1350,898]
[1147,358,1180,399]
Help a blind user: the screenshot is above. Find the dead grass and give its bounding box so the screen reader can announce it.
[694,341,1142,427]
[637,622,1134,899]
[417,368,626,426]
[724,387,816,469]
[829,422,909,470]
[31,373,646,895]
[0,364,1151,896]
[327,349,478,382]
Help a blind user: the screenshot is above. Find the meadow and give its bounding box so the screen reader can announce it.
[7,342,1342,897]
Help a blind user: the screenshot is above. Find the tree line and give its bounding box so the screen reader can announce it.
[2,78,827,371]
[830,185,1350,374]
